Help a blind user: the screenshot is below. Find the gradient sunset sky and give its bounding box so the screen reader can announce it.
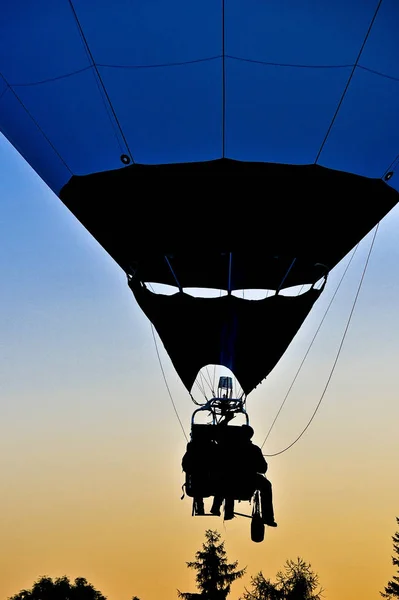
[1,130,398,600]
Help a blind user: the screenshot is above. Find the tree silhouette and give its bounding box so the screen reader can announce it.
[277,558,323,600]
[242,558,323,600]
[178,529,246,600]
[381,517,399,599]
[8,575,107,600]
[241,572,281,600]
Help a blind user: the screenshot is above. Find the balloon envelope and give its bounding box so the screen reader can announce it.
[1,1,398,394]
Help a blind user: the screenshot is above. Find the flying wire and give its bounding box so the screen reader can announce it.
[194,370,213,402]
[260,244,358,449]
[67,0,135,162]
[150,323,189,442]
[146,283,188,441]
[263,224,379,456]
[315,0,383,163]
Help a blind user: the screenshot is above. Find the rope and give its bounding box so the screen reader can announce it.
[68,0,135,162]
[315,0,384,163]
[150,323,189,442]
[277,257,297,293]
[263,224,379,456]
[261,243,358,449]
[146,283,188,441]
[164,256,182,291]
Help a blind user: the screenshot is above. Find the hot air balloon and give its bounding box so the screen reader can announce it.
[1,1,399,540]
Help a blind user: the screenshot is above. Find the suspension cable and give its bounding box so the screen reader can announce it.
[164,256,182,291]
[261,243,359,449]
[150,323,189,441]
[146,283,188,440]
[263,224,379,456]
[194,370,214,402]
[277,257,297,293]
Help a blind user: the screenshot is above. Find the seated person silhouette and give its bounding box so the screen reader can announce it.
[182,434,218,515]
[210,424,277,526]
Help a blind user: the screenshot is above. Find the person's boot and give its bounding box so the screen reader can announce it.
[262,512,277,526]
[261,497,277,526]
[263,518,277,527]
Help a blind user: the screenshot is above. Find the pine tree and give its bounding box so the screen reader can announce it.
[381,517,399,599]
[241,572,281,600]
[178,529,246,600]
[242,558,323,600]
[276,558,323,600]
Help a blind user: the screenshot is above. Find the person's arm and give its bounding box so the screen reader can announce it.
[182,443,193,472]
[254,445,268,473]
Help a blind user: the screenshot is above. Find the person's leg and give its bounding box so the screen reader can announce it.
[210,495,223,516]
[256,475,277,526]
[194,496,205,515]
[224,497,235,520]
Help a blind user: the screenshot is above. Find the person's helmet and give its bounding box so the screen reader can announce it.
[242,425,254,439]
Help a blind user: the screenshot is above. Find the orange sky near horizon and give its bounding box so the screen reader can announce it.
[1,134,399,600]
